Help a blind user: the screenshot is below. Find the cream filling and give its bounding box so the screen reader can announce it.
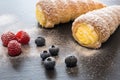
[75,23,99,47]
[36,6,46,26]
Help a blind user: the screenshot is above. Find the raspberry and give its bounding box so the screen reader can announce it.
[8,40,22,57]
[1,31,16,47]
[16,31,30,44]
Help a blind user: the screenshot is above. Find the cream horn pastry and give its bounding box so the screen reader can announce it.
[36,0,106,28]
[72,5,120,48]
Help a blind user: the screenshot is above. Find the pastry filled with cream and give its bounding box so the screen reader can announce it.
[36,0,105,28]
[72,6,120,48]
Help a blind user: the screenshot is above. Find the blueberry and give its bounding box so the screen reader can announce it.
[65,55,77,68]
[40,50,51,61]
[44,57,56,70]
[49,45,59,56]
[35,37,45,47]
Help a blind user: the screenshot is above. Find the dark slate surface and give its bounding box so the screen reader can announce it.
[0,0,120,80]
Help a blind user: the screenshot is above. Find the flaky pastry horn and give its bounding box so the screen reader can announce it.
[36,0,105,28]
[72,5,120,48]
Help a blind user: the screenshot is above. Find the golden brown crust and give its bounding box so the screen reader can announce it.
[36,0,105,28]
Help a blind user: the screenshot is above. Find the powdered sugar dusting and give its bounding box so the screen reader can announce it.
[37,0,105,28]
[72,5,120,48]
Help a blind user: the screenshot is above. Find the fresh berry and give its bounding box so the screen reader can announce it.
[1,31,16,47]
[35,37,45,47]
[44,57,56,70]
[65,55,77,68]
[8,40,22,57]
[16,31,30,44]
[40,50,51,61]
[49,45,59,56]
